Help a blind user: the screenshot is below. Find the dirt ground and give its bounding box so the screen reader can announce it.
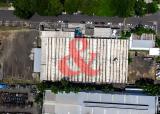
[128,51,156,84]
[0,30,39,83]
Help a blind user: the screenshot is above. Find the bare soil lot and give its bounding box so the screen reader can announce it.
[128,51,156,84]
[0,30,39,83]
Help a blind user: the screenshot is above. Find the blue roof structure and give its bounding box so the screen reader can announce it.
[0,83,8,89]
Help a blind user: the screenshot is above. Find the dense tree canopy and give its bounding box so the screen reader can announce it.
[33,0,49,16]
[13,0,34,19]
[80,0,100,15]
[131,24,156,35]
[37,79,116,94]
[134,0,147,16]
[143,84,160,96]
[47,0,63,16]
[34,0,63,16]
[112,0,136,17]
[64,0,80,14]
[13,0,160,19]
[146,2,159,14]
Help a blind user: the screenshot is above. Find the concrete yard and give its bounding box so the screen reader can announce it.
[0,30,39,83]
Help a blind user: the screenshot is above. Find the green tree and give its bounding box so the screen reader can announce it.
[47,0,63,16]
[13,0,35,19]
[134,0,147,16]
[96,0,116,16]
[35,0,63,16]
[112,0,136,17]
[143,84,160,96]
[131,24,156,35]
[120,30,131,39]
[33,0,48,16]
[146,2,159,14]
[80,0,100,15]
[37,82,47,92]
[102,84,114,93]
[64,0,80,14]
[35,92,43,105]
[51,85,59,94]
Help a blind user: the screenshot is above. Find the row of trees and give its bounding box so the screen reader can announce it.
[37,79,116,94]
[134,0,159,16]
[13,0,63,19]
[131,24,156,36]
[35,78,160,104]
[13,0,159,19]
[35,79,117,104]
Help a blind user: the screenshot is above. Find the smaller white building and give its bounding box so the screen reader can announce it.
[129,34,155,50]
[149,48,160,56]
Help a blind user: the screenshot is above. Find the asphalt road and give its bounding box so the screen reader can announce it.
[0,10,159,31]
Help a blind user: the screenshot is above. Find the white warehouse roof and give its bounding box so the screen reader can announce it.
[40,31,128,83]
[43,90,157,114]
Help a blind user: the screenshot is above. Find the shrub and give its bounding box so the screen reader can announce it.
[131,24,156,36]
[135,78,154,87]
[37,79,116,94]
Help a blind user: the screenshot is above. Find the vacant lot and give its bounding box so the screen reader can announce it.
[128,51,156,84]
[0,30,39,83]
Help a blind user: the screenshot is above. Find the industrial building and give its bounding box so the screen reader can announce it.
[39,25,128,83]
[42,90,158,114]
[31,22,129,83]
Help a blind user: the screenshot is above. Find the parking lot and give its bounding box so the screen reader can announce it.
[0,92,28,105]
[0,84,39,114]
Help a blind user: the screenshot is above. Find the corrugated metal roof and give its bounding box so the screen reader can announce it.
[40,31,128,83]
[43,90,157,114]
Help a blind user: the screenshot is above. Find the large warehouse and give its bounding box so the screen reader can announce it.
[42,90,158,114]
[39,30,128,83]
